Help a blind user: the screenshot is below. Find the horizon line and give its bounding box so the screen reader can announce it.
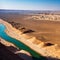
[0,9,60,11]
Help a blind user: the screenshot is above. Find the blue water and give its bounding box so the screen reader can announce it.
[0,24,46,60]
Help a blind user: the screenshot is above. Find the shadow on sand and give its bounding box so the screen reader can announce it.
[0,43,60,60]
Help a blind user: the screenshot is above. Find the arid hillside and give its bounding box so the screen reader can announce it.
[0,12,60,59]
[0,13,60,46]
[25,14,60,21]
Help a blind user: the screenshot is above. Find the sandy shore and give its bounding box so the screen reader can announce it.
[0,19,47,56]
[0,19,60,59]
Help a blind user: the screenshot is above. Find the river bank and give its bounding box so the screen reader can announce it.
[0,19,48,56]
[0,19,46,60]
[0,19,60,60]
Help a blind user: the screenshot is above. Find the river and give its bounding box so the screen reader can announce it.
[0,24,46,60]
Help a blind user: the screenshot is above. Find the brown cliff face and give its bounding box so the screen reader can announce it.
[0,42,23,60]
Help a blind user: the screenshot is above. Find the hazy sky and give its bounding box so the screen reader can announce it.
[0,0,60,10]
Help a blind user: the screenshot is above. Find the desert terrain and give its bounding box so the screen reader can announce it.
[0,11,60,45]
[0,10,60,60]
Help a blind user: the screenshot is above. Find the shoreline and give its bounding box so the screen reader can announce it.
[0,19,48,56]
[0,19,60,59]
